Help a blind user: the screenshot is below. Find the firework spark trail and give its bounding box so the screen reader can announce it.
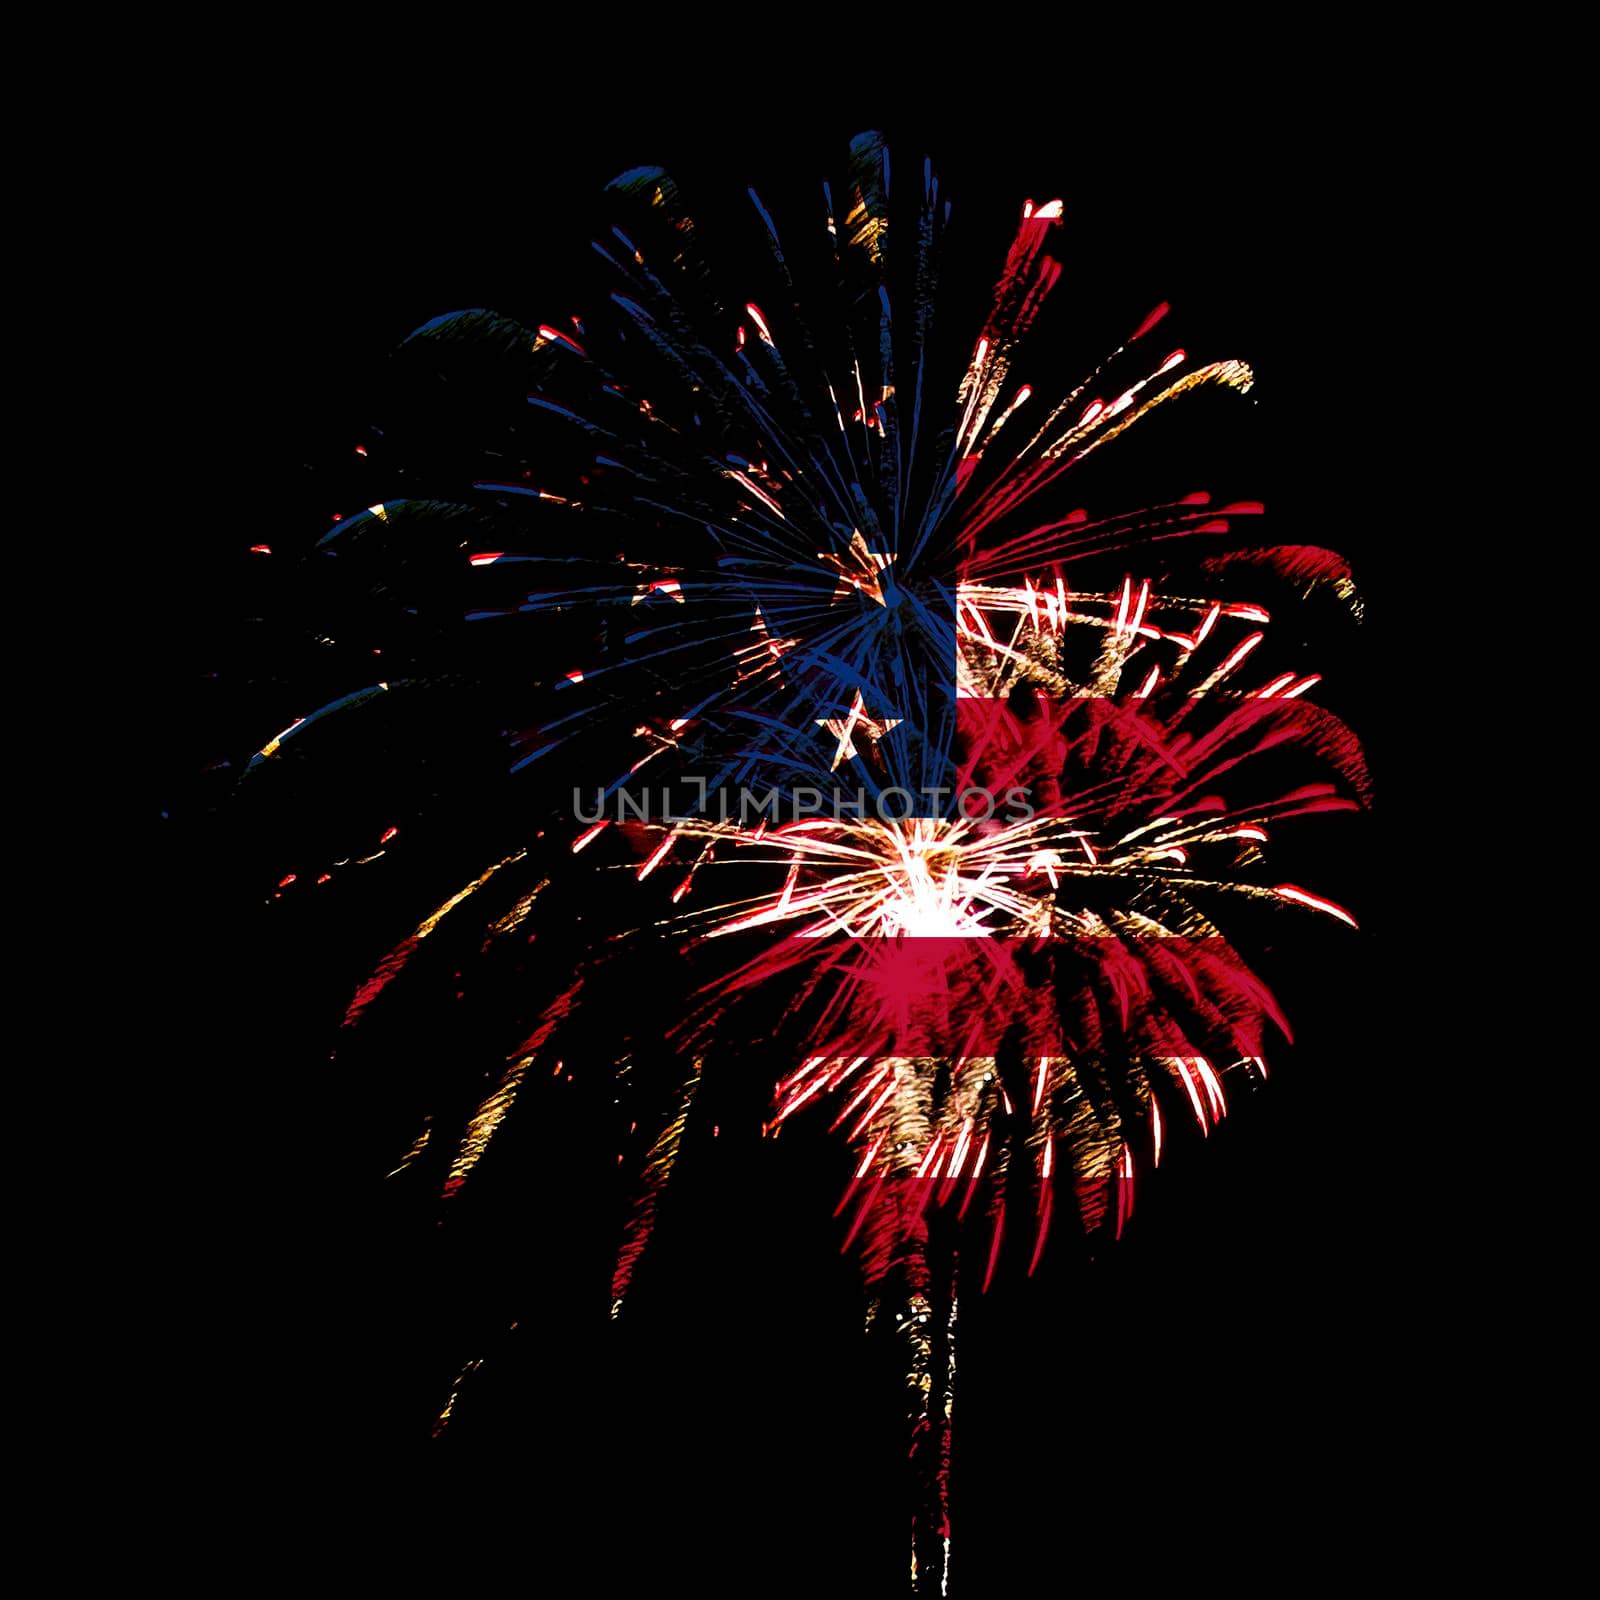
[444,978,585,1199]
[341,849,530,1028]
[612,1056,705,1319]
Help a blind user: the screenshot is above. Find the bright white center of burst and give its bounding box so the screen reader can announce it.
[874,829,996,938]
[881,890,993,939]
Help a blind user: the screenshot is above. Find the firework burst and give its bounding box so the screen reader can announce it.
[232,131,1367,1593]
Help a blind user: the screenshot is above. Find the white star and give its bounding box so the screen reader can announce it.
[817,530,895,606]
[816,689,903,770]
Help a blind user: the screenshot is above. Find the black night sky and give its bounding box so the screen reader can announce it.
[135,79,1443,1590]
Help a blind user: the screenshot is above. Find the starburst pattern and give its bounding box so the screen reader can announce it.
[234,131,1366,1594]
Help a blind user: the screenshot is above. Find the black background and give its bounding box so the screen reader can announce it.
[134,77,1437,1590]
